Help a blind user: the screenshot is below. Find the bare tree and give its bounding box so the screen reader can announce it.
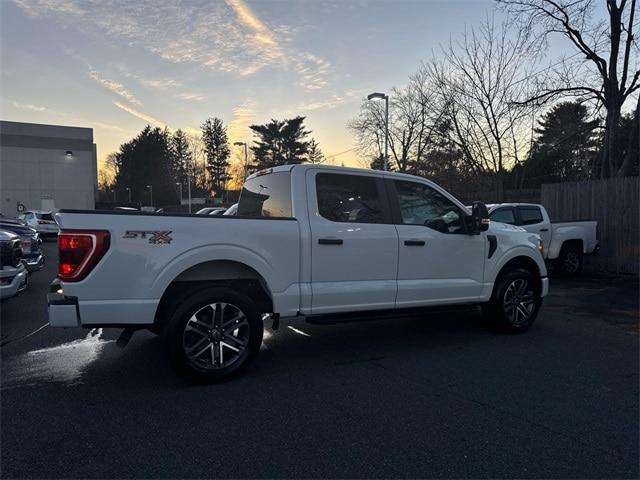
[498,0,639,177]
[425,16,539,200]
[348,72,441,173]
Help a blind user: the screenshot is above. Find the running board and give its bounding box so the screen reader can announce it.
[305,304,480,325]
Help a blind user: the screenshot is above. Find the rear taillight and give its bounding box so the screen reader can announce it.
[58,230,110,281]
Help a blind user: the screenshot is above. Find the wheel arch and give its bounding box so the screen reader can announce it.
[153,259,274,330]
[492,254,544,298]
[559,238,584,254]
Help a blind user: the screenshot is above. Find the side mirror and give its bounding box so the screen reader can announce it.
[471,201,490,233]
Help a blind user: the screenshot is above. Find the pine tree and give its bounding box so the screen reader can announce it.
[306,138,325,164]
[201,118,231,197]
[171,129,191,187]
[250,116,311,169]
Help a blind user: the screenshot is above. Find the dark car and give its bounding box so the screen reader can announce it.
[0,214,26,226]
[0,230,28,299]
[0,222,44,272]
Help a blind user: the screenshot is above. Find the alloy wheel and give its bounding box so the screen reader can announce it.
[564,252,580,273]
[503,278,536,327]
[182,302,250,370]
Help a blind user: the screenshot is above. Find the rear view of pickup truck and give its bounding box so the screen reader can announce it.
[49,165,548,382]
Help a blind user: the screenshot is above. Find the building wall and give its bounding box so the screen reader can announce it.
[0,121,97,215]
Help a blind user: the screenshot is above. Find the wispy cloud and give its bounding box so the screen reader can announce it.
[114,101,165,128]
[14,0,331,89]
[9,100,47,112]
[140,78,181,90]
[88,69,142,106]
[296,89,366,112]
[177,92,206,102]
[228,99,257,142]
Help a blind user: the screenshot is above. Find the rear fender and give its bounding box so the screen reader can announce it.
[150,245,275,300]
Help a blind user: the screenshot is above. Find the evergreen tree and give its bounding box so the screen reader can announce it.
[201,118,231,197]
[111,125,175,206]
[250,116,311,169]
[523,102,600,185]
[306,138,325,163]
[171,129,191,188]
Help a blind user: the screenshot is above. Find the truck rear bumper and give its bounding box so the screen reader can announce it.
[48,292,81,327]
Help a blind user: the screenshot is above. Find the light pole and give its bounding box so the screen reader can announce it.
[176,182,183,210]
[234,141,249,183]
[146,185,153,207]
[125,187,132,203]
[367,92,389,171]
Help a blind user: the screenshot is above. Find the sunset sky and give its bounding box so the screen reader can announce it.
[3,0,551,171]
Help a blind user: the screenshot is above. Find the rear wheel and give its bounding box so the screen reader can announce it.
[483,268,540,333]
[557,245,583,275]
[164,287,263,382]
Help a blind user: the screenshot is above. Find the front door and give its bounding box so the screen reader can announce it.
[307,170,398,314]
[388,178,486,307]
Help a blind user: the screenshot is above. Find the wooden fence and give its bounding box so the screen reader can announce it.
[541,177,639,275]
[454,189,540,205]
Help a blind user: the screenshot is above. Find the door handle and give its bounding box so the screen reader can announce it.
[404,240,425,246]
[318,238,343,245]
[539,228,549,232]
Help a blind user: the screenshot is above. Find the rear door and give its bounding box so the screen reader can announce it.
[306,170,398,314]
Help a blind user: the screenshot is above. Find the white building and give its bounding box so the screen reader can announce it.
[0,120,97,215]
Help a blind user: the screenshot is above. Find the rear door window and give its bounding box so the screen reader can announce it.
[490,208,516,225]
[316,173,387,224]
[237,171,292,218]
[518,206,544,225]
[37,213,54,221]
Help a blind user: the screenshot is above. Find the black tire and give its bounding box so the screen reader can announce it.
[557,244,583,276]
[482,268,541,333]
[163,287,263,383]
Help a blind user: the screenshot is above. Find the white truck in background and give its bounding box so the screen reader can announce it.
[488,203,599,275]
[48,165,549,382]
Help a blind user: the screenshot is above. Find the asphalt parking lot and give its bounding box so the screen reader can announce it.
[1,241,638,479]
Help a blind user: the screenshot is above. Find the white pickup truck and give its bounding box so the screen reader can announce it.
[487,203,599,275]
[48,165,549,382]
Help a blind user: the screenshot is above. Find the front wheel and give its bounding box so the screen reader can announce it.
[483,268,541,333]
[164,287,263,383]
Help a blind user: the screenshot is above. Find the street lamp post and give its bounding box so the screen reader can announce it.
[234,141,249,183]
[367,92,389,171]
[146,185,153,207]
[176,182,183,211]
[125,187,132,203]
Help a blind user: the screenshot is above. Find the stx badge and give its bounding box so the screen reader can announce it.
[123,230,173,244]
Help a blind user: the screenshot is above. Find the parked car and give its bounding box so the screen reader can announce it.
[487,203,599,275]
[48,164,548,382]
[0,214,27,226]
[0,230,28,300]
[196,207,225,215]
[19,210,59,238]
[223,203,238,216]
[0,222,44,272]
[208,208,227,215]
